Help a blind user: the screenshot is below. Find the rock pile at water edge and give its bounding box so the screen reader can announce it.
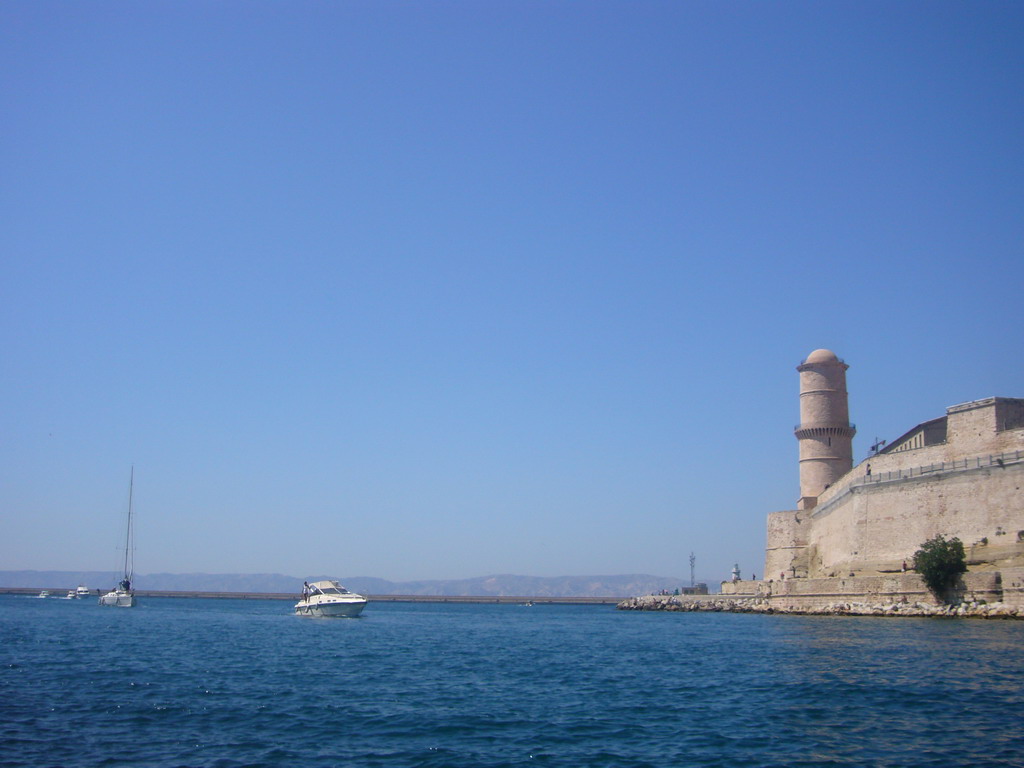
[616,595,1023,619]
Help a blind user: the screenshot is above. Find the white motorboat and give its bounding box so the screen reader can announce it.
[76,585,91,598]
[294,580,367,618]
[37,590,50,599]
[66,590,77,599]
[99,468,137,608]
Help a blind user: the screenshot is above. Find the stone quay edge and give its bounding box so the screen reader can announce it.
[616,593,1024,618]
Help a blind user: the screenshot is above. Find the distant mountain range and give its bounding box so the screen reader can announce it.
[0,570,706,598]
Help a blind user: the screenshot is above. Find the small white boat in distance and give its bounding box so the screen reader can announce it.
[295,580,367,618]
[76,585,91,598]
[99,468,137,608]
[37,590,50,599]
[99,578,135,607]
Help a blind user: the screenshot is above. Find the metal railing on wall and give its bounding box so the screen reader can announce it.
[859,449,1022,486]
[811,449,1022,519]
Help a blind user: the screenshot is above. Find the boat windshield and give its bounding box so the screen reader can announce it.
[311,583,350,596]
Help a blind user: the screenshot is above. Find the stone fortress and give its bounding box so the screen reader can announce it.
[721,349,1024,610]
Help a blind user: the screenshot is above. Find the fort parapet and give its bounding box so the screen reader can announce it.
[745,353,1022,614]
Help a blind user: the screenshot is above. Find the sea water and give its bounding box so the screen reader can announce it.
[2,595,1023,767]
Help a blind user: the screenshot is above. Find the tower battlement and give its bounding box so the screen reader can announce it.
[795,348,855,510]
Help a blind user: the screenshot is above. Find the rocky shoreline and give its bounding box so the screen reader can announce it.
[616,594,1024,618]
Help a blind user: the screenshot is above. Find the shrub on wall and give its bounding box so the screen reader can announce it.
[913,534,967,599]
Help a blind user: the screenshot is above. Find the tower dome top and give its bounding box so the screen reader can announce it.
[805,348,839,364]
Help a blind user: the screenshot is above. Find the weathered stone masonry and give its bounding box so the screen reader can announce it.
[752,351,1023,611]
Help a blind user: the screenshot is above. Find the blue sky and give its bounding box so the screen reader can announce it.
[2,2,1022,585]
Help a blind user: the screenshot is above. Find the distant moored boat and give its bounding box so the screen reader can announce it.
[99,468,137,608]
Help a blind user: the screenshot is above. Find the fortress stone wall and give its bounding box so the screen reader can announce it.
[722,568,1024,610]
[754,351,1024,608]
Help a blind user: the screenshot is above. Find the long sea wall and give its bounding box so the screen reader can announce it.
[620,568,1024,618]
[617,593,1024,618]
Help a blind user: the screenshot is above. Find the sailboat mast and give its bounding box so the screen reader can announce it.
[124,466,134,580]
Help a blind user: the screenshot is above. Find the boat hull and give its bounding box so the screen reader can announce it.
[294,599,366,618]
[98,590,136,607]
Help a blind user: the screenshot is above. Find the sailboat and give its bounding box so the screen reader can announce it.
[99,468,137,607]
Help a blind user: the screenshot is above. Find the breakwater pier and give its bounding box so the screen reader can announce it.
[617,593,1024,618]
[0,588,620,605]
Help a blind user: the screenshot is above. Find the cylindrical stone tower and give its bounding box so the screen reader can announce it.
[795,349,855,510]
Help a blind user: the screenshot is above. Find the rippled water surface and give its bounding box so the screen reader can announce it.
[2,595,1023,767]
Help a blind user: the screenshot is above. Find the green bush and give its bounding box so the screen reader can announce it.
[913,534,967,599]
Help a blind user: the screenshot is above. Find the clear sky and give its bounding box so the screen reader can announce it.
[2,2,1022,585]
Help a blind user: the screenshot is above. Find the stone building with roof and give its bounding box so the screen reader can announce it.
[724,350,1024,608]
